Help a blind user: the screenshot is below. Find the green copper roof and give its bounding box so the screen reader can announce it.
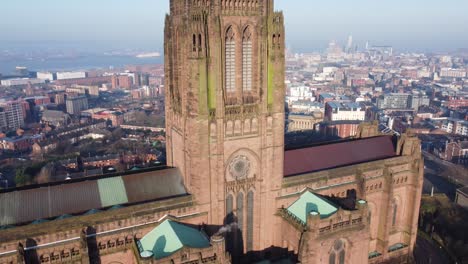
[137,219,210,260]
[287,191,338,224]
[55,214,72,220]
[84,209,101,215]
[388,243,407,252]
[97,176,128,207]
[31,219,49,225]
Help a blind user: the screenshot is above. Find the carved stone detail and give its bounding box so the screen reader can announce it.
[228,155,251,180]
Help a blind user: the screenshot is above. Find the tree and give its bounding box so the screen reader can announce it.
[15,167,31,187]
[111,128,124,141]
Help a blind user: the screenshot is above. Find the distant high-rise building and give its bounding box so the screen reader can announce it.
[0,101,24,131]
[135,73,150,86]
[377,93,430,110]
[37,72,56,81]
[326,40,344,60]
[66,96,88,115]
[0,111,7,132]
[377,93,412,109]
[410,94,430,110]
[111,74,134,89]
[346,35,353,53]
[54,93,66,105]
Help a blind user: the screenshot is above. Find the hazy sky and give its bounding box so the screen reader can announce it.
[1,0,467,53]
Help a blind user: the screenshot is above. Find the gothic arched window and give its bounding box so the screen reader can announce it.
[329,252,335,264]
[226,194,233,215]
[329,240,345,264]
[247,190,254,251]
[242,27,253,93]
[392,201,398,227]
[192,34,197,52]
[237,192,244,231]
[225,27,236,94]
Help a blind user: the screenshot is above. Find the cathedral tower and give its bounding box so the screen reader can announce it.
[165,0,285,253]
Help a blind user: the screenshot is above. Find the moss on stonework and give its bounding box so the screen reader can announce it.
[208,67,216,110]
[268,58,275,106]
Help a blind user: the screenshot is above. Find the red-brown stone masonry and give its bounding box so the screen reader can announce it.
[100,250,137,264]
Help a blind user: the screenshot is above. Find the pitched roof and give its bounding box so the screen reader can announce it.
[137,219,210,260]
[287,191,338,224]
[0,167,187,226]
[284,136,396,176]
[42,110,68,120]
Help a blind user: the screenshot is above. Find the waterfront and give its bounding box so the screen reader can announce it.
[0,55,163,75]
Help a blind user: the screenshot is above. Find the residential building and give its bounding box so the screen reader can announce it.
[287,112,323,132]
[442,118,468,136]
[56,71,88,80]
[447,96,468,109]
[0,101,24,131]
[439,68,466,79]
[82,109,124,127]
[289,101,323,114]
[317,120,362,138]
[325,101,366,122]
[66,96,89,115]
[377,93,411,109]
[41,110,71,127]
[0,78,45,86]
[37,72,56,81]
[410,94,430,110]
[445,141,468,165]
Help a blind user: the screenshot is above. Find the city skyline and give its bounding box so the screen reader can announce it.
[1,0,467,53]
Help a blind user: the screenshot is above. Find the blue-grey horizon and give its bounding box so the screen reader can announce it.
[1,0,467,53]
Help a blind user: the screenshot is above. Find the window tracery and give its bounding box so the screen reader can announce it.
[225,27,236,94]
[329,240,345,264]
[242,27,253,94]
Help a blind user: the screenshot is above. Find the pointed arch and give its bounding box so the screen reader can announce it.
[392,199,398,227]
[246,190,254,251]
[237,192,244,231]
[329,239,346,264]
[329,252,336,264]
[226,193,233,215]
[225,26,236,94]
[242,26,253,94]
[192,34,197,52]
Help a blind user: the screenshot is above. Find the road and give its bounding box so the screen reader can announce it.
[423,151,467,200]
[414,236,452,264]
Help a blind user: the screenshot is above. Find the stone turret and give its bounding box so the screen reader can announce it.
[211,234,231,263]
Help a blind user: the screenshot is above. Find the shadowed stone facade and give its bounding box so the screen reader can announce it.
[0,1,423,264]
